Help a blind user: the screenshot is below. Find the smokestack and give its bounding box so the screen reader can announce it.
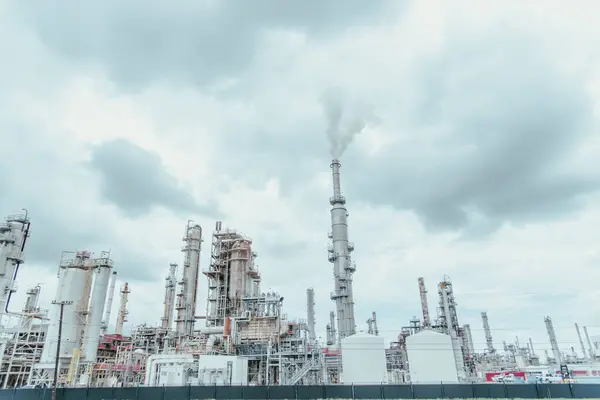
[328,159,356,341]
[306,288,316,341]
[418,277,431,328]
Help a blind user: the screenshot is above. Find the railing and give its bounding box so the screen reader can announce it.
[3,383,600,399]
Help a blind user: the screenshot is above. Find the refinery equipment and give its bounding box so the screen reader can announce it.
[115,283,130,336]
[417,277,430,328]
[100,271,117,335]
[29,251,116,387]
[481,311,495,354]
[327,159,356,343]
[161,263,177,330]
[2,197,600,388]
[341,332,387,384]
[0,285,47,388]
[575,323,588,360]
[545,316,562,365]
[0,212,31,315]
[175,222,202,337]
[306,288,316,341]
[366,312,379,336]
[406,329,459,383]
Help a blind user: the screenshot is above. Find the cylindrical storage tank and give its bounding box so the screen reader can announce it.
[405,329,459,383]
[340,332,387,384]
[81,264,112,362]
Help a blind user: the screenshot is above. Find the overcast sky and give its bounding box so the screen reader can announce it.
[2,0,600,359]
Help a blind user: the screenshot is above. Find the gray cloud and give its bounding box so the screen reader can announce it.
[345,32,597,231]
[89,138,214,218]
[205,27,599,234]
[16,0,394,90]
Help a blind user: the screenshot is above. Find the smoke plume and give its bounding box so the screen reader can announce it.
[320,87,373,159]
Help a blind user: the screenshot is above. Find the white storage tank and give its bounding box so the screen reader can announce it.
[341,332,387,384]
[406,329,459,383]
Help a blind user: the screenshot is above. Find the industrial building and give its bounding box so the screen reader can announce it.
[0,158,598,387]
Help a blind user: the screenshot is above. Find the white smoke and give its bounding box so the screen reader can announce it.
[320,87,375,159]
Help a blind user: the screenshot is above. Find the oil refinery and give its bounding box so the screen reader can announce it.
[0,159,599,389]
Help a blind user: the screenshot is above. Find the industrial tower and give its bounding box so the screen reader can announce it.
[327,159,357,342]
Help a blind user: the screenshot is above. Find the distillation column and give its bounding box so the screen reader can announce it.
[0,213,30,315]
[81,256,113,363]
[462,324,474,356]
[327,159,356,342]
[371,312,378,336]
[328,311,337,346]
[162,263,178,330]
[584,326,596,360]
[544,316,562,365]
[575,323,588,360]
[175,223,202,336]
[306,288,316,341]
[417,277,430,328]
[101,271,117,334]
[32,251,92,386]
[440,283,465,379]
[115,283,130,335]
[481,312,495,354]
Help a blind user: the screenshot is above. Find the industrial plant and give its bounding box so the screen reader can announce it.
[0,159,599,388]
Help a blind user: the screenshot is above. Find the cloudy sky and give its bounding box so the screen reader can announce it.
[2,0,600,360]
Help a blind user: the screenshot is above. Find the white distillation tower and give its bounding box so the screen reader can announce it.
[175,222,202,337]
[0,212,31,358]
[327,159,356,343]
[0,212,31,316]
